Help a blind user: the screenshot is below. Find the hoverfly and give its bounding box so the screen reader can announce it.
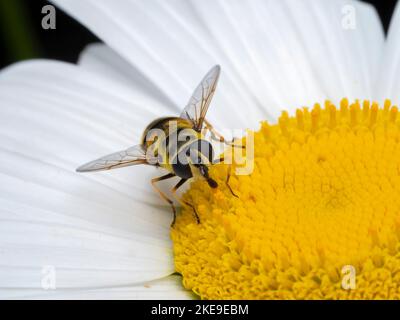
[77,65,240,226]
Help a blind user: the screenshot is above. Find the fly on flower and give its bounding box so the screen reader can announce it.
[76,65,242,226]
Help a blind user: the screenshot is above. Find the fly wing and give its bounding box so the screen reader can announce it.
[76,145,155,172]
[180,65,221,131]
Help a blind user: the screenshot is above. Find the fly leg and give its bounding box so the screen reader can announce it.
[204,119,245,149]
[151,173,178,227]
[225,163,239,198]
[213,156,239,198]
[171,179,200,224]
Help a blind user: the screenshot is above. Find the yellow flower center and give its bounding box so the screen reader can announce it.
[171,99,400,299]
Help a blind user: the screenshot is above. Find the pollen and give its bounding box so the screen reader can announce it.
[171,99,400,300]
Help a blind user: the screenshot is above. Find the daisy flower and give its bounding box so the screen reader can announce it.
[1,0,400,299]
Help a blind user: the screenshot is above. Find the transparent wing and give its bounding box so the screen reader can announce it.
[76,145,153,172]
[180,65,221,131]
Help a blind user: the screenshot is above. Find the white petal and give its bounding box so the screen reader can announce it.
[0,60,174,205]
[79,43,179,114]
[279,0,384,101]
[0,61,178,290]
[1,275,194,300]
[52,0,383,128]
[376,1,400,103]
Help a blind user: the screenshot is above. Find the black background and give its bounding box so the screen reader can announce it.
[0,0,398,69]
[0,300,397,319]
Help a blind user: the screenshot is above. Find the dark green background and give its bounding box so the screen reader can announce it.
[0,0,397,69]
